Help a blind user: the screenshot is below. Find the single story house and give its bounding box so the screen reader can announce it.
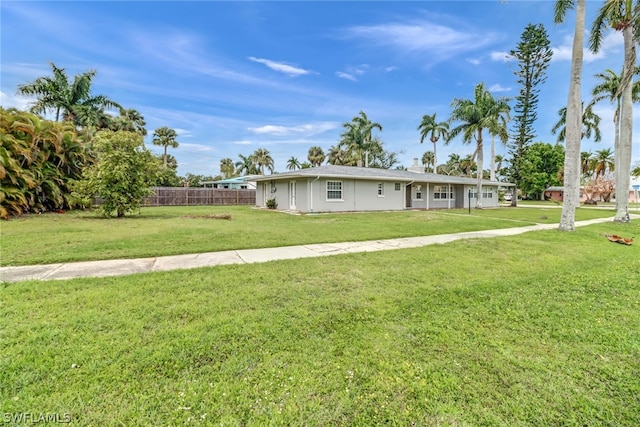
[545,175,640,203]
[201,176,257,190]
[252,163,513,213]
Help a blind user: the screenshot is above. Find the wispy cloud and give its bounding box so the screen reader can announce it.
[466,58,481,66]
[488,84,511,93]
[248,122,338,137]
[179,142,212,152]
[344,19,499,62]
[490,51,512,62]
[233,140,253,145]
[248,57,311,76]
[336,71,357,81]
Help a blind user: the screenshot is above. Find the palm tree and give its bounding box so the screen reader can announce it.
[555,0,587,231]
[253,148,274,175]
[590,0,639,222]
[581,151,594,179]
[235,154,259,176]
[633,165,640,176]
[220,158,235,178]
[551,103,602,143]
[307,146,326,167]
[421,151,435,172]
[340,111,382,167]
[592,147,615,177]
[152,127,179,167]
[112,108,147,135]
[17,62,121,126]
[286,156,301,171]
[418,113,449,174]
[449,82,510,208]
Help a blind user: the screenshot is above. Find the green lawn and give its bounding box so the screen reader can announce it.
[2,219,639,425]
[0,205,617,266]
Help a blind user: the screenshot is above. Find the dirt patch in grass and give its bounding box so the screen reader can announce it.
[182,214,232,220]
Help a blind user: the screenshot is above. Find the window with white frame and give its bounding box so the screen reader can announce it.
[377,182,384,196]
[469,187,493,198]
[414,185,423,200]
[326,181,343,200]
[434,185,454,199]
[394,183,401,191]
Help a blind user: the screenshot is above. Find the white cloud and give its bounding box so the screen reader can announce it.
[233,140,253,145]
[490,51,511,62]
[488,84,511,93]
[466,58,481,66]
[179,142,212,152]
[0,91,32,110]
[174,128,193,138]
[248,122,338,137]
[336,71,357,81]
[345,20,499,62]
[248,57,311,76]
[384,66,399,72]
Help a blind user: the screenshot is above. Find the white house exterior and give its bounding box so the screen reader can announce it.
[252,165,512,213]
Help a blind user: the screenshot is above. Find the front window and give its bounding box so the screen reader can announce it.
[414,185,423,200]
[434,185,454,199]
[394,183,401,191]
[327,181,343,200]
[377,182,384,196]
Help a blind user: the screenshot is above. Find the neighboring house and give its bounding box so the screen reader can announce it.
[545,175,640,203]
[252,161,512,213]
[201,176,257,190]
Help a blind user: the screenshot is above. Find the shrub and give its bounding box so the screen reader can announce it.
[266,198,278,209]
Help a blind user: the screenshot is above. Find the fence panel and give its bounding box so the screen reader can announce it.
[143,187,256,206]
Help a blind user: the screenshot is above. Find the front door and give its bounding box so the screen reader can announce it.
[289,181,296,209]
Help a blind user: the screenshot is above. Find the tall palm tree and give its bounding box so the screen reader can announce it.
[418,113,449,174]
[421,151,435,172]
[449,82,510,208]
[112,108,147,135]
[590,0,639,222]
[152,127,179,167]
[17,62,121,127]
[581,151,594,179]
[555,0,587,231]
[286,156,301,171]
[220,158,235,178]
[592,147,615,177]
[307,146,326,167]
[253,148,274,175]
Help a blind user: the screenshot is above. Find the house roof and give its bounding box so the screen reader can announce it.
[252,165,513,186]
[201,175,260,185]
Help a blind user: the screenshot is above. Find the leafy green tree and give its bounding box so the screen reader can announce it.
[0,108,90,219]
[519,142,565,199]
[418,113,449,173]
[220,158,235,178]
[307,146,326,167]
[286,156,301,171]
[75,130,158,217]
[152,127,179,167]
[555,0,587,231]
[151,154,181,187]
[449,82,510,208]
[300,162,312,169]
[110,108,147,135]
[507,23,552,206]
[17,62,121,127]
[632,164,640,176]
[183,173,215,187]
[590,0,640,222]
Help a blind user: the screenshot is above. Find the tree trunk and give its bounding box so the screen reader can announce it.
[614,26,634,223]
[433,139,438,174]
[490,134,496,181]
[476,130,483,209]
[559,0,585,232]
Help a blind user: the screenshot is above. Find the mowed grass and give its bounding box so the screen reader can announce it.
[2,219,639,425]
[0,205,616,266]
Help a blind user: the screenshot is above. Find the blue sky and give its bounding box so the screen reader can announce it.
[1,1,638,177]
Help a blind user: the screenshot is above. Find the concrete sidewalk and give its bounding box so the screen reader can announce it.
[0,216,631,283]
